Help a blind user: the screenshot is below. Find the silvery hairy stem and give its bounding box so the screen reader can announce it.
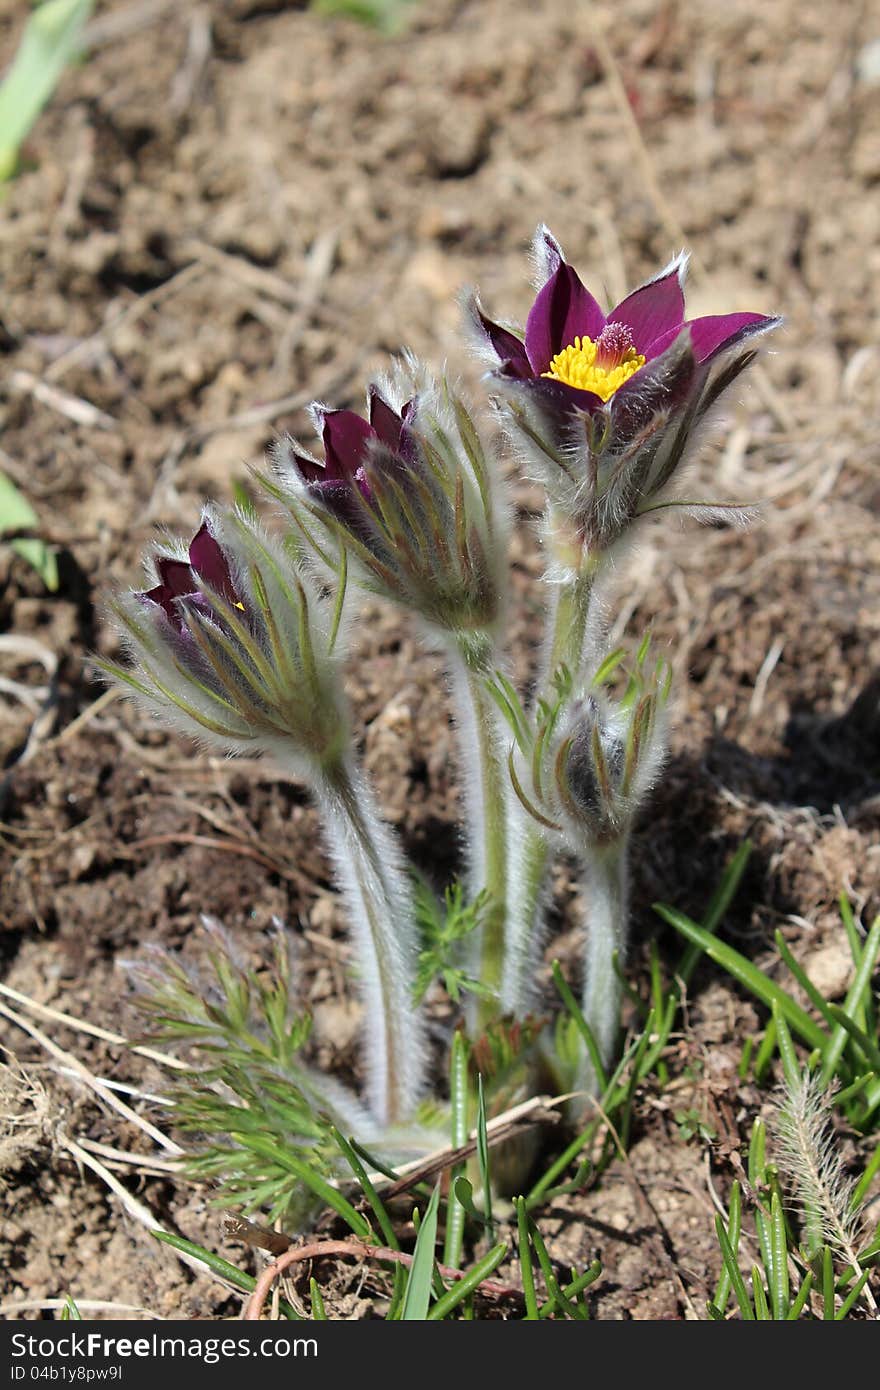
[315,752,427,1127]
[501,542,601,1018]
[445,634,509,1028]
[579,835,629,1093]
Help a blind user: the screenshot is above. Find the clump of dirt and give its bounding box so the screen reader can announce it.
[1,0,878,1318]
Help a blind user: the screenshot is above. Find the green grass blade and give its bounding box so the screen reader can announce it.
[537,1260,602,1318]
[822,1246,835,1319]
[715,1214,754,1320]
[851,1140,880,1211]
[774,930,840,1031]
[427,1243,508,1321]
[527,1216,588,1319]
[401,1184,441,1320]
[772,1001,801,1090]
[60,1295,82,1321]
[309,1277,327,1320]
[476,1075,493,1241]
[712,1180,742,1314]
[819,916,880,1087]
[826,1005,880,1075]
[443,1032,469,1269]
[551,959,607,1092]
[0,0,95,181]
[751,1267,771,1319]
[769,1189,790,1319]
[836,1270,871,1319]
[754,1018,778,1085]
[331,1128,399,1251]
[655,905,827,1051]
[787,1271,814,1320]
[676,840,752,988]
[515,1197,539,1320]
[152,1232,301,1319]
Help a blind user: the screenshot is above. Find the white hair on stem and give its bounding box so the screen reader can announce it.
[315,753,428,1127]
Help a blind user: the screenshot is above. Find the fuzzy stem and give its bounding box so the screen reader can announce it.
[446,637,509,1026]
[542,560,597,685]
[501,557,599,1018]
[314,755,426,1127]
[579,836,629,1093]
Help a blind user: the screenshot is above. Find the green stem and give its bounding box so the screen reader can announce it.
[580,836,629,1092]
[447,639,508,1026]
[501,554,600,1018]
[316,755,426,1127]
[543,560,597,683]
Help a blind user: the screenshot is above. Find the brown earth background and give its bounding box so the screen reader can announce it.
[0,0,878,1319]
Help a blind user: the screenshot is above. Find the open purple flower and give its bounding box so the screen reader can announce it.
[466,227,781,553]
[141,522,239,630]
[470,225,779,417]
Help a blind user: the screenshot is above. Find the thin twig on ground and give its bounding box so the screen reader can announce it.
[244,1238,521,1321]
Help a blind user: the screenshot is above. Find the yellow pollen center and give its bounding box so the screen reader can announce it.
[542,335,646,401]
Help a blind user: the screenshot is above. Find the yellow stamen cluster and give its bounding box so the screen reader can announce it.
[542,335,645,401]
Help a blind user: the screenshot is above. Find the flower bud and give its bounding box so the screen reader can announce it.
[501,645,670,850]
[273,362,508,645]
[106,507,348,773]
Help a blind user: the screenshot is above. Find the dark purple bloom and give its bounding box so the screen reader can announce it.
[141,522,238,629]
[289,388,416,522]
[472,226,779,417]
[465,227,782,554]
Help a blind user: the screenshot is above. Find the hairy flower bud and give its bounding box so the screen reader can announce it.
[499,645,670,852]
[273,362,508,646]
[106,507,348,773]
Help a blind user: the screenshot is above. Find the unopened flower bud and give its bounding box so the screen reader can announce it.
[275,363,508,645]
[107,507,348,773]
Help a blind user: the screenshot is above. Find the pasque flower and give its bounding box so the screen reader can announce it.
[109,506,427,1127]
[140,522,239,629]
[276,366,506,649]
[467,226,781,552]
[111,508,348,768]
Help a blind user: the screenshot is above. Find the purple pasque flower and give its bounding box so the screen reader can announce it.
[278,372,505,641]
[288,386,415,523]
[117,508,349,762]
[471,225,778,416]
[466,226,780,552]
[141,522,239,630]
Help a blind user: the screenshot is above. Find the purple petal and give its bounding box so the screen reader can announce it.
[498,373,607,438]
[472,302,532,380]
[610,328,697,437]
[644,311,780,365]
[188,524,236,604]
[141,581,182,625]
[310,476,363,511]
[155,556,197,598]
[683,311,780,364]
[608,259,686,354]
[320,409,375,479]
[290,445,336,487]
[368,387,405,450]
[525,264,607,375]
